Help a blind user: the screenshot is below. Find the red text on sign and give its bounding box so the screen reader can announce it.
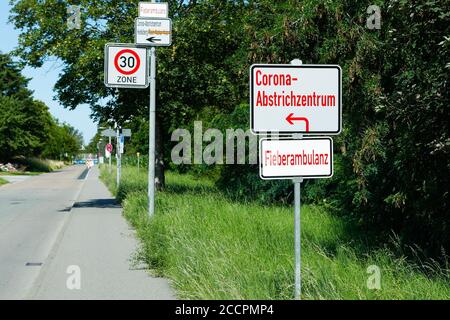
[264,149,329,166]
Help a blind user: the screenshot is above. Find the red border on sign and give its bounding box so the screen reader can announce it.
[114,49,141,75]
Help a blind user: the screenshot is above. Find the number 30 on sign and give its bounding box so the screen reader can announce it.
[104,44,148,88]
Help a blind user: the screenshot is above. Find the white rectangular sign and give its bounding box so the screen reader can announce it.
[135,18,172,47]
[101,129,116,137]
[259,137,333,179]
[122,129,132,137]
[138,2,168,18]
[104,44,148,88]
[251,64,342,135]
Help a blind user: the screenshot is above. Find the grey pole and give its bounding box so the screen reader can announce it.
[148,46,156,217]
[116,126,120,187]
[293,178,303,299]
[290,58,303,300]
[108,133,112,173]
[137,153,140,173]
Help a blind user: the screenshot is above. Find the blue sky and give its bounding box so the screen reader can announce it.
[0,2,97,144]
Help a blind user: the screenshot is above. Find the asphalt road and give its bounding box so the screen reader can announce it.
[0,165,174,300]
[0,166,85,299]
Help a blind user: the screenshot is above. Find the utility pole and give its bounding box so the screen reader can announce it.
[116,124,121,187]
[148,26,157,217]
[109,127,112,172]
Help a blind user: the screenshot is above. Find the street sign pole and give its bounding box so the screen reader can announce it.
[291,59,302,300]
[108,134,112,172]
[253,56,340,300]
[293,177,302,299]
[116,127,121,186]
[137,153,140,173]
[148,45,156,217]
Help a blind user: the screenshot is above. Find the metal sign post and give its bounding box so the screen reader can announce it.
[291,59,302,300]
[116,128,121,186]
[103,2,170,216]
[142,1,171,217]
[293,177,303,299]
[108,136,112,172]
[137,152,140,173]
[148,46,156,217]
[251,57,342,299]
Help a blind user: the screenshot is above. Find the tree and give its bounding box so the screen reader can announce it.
[41,121,83,160]
[0,96,40,160]
[0,53,55,160]
[0,52,83,161]
[9,0,450,257]
[9,0,246,189]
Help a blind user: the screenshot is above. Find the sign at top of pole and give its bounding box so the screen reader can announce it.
[250,64,342,135]
[138,2,168,18]
[104,43,148,88]
[135,17,172,47]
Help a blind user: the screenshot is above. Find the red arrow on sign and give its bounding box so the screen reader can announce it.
[286,113,310,132]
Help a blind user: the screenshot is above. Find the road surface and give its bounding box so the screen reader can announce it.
[0,165,174,300]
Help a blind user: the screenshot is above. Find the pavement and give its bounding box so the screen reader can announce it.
[0,175,32,183]
[0,165,175,300]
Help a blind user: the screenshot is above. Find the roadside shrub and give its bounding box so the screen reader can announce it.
[13,157,64,172]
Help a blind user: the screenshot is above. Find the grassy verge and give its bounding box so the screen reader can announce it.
[11,157,65,172]
[0,177,8,186]
[100,166,450,299]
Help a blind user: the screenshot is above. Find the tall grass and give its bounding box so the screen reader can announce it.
[0,177,8,186]
[13,157,65,172]
[100,166,450,300]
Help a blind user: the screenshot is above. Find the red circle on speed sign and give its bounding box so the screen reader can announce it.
[114,49,141,75]
[106,143,113,153]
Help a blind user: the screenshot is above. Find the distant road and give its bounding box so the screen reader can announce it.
[0,166,85,299]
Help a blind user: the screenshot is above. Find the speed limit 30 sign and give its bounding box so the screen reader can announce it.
[104,43,148,88]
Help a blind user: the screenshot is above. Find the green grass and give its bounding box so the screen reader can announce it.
[0,177,8,186]
[100,165,450,300]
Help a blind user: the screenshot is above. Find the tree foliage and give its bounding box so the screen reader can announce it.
[9,0,450,257]
[0,52,82,161]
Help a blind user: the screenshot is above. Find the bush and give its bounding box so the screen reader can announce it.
[12,157,64,172]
